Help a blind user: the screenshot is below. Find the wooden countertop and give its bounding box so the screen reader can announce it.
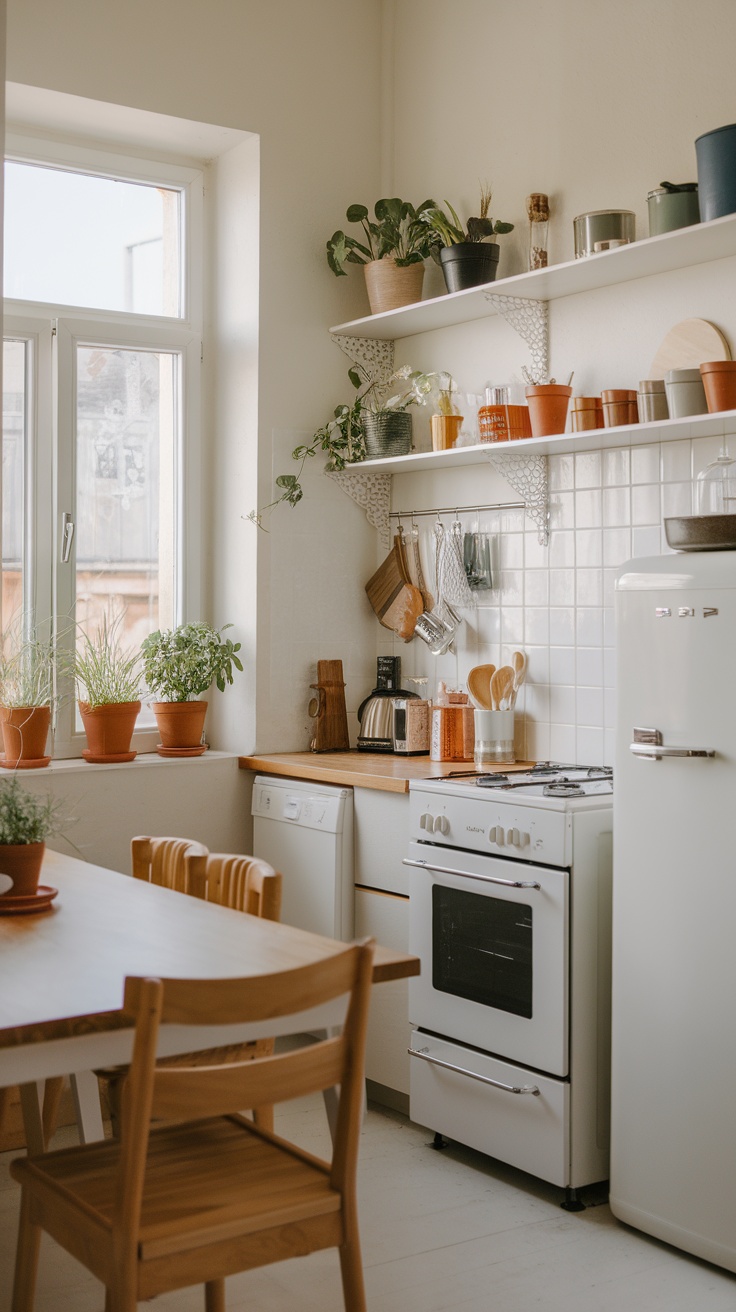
[238,752,534,794]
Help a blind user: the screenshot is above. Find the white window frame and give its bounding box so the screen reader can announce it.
[3,135,204,757]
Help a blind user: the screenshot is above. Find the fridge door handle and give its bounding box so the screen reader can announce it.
[630,727,715,760]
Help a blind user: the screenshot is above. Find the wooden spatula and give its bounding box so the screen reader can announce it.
[468,664,496,709]
[490,665,515,710]
[511,651,527,694]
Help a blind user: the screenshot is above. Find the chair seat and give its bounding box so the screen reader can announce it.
[12,1115,343,1264]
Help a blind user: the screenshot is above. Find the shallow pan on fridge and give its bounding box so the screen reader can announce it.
[664,513,736,551]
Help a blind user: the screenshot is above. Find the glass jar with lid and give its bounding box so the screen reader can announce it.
[696,450,736,516]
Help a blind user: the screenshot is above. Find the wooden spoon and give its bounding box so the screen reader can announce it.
[511,651,527,694]
[490,665,515,711]
[467,664,495,709]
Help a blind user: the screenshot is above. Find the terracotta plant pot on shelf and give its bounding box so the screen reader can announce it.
[700,361,736,413]
[152,701,208,757]
[525,384,573,438]
[78,701,141,764]
[0,841,45,897]
[363,258,424,314]
[0,706,51,769]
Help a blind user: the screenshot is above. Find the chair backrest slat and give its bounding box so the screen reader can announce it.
[187,852,282,921]
[131,836,208,895]
[151,1034,345,1121]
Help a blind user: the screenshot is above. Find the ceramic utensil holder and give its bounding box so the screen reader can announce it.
[664,368,708,418]
[474,709,515,766]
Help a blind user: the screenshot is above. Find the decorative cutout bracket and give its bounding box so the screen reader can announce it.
[487,451,550,546]
[327,469,392,547]
[483,294,549,384]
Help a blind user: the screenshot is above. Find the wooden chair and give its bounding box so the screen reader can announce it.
[38,835,211,1149]
[11,940,375,1312]
[103,848,283,1134]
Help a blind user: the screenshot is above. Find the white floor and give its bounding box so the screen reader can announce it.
[2,1096,735,1312]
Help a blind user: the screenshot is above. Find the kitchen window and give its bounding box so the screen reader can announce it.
[2,137,203,755]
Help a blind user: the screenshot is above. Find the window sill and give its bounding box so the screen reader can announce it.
[11,749,239,777]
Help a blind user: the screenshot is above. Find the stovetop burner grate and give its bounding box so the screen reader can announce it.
[474,763,613,793]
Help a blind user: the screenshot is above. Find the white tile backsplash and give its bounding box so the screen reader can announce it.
[392,438,705,767]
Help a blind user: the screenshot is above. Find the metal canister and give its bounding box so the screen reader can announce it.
[573,209,635,258]
[637,379,669,423]
[647,185,700,236]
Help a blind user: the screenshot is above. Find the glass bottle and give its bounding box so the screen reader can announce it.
[526,193,550,270]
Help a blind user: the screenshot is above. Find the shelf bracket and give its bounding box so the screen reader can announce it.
[330,333,395,385]
[327,469,392,546]
[484,294,549,384]
[487,451,550,546]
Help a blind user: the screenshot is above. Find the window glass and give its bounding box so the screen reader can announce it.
[2,339,26,625]
[4,161,181,317]
[75,342,178,658]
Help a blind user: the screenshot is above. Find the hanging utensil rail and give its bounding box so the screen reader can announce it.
[389,500,524,519]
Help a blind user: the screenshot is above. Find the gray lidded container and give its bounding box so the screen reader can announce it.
[695,123,736,221]
[573,209,635,258]
[647,187,700,236]
[664,368,708,419]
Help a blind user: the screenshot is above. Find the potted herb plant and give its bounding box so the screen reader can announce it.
[327,197,437,314]
[0,624,58,770]
[141,622,243,756]
[0,776,63,898]
[420,187,514,292]
[75,615,143,764]
[249,363,447,522]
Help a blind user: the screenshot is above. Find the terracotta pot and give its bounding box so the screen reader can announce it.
[0,706,51,769]
[0,841,45,897]
[430,414,464,451]
[79,700,141,763]
[363,258,424,314]
[571,396,603,432]
[525,385,573,438]
[152,701,208,756]
[700,361,736,414]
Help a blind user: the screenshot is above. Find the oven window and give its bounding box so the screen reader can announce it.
[432,885,532,1018]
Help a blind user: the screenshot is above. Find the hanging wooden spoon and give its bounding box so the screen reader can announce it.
[490,665,515,711]
[511,651,528,693]
[467,664,495,709]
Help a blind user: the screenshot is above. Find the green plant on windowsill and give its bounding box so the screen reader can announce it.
[248,363,445,525]
[74,614,143,709]
[141,622,243,703]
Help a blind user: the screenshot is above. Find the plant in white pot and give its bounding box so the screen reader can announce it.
[141,622,243,757]
[0,623,59,770]
[327,197,437,313]
[75,615,143,764]
[0,777,64,902]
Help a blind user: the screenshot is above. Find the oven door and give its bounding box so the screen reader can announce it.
[406,840,569,1077]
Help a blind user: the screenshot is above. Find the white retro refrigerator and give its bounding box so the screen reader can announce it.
[612,552,736,1272]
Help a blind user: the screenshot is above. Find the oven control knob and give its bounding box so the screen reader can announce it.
[509,828,521,846]
[488,826,497,844]
[419,812,433,830]
[433,815,449,835]
[493,826,505,846]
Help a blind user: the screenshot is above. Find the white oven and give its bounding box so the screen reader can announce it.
[405,767,613,1202]
[407,843,568,1076]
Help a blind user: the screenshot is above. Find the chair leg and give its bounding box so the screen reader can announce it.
[12,1188,42,1312]
[252,1104,274,1134]
[205,1278,226,1312]
[41,1077,65,1146]
[338,1213,366,1312]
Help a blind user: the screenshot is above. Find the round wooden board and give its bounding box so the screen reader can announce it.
[649,318,731,379]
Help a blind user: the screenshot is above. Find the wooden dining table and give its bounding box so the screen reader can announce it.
[0,850,419,1153]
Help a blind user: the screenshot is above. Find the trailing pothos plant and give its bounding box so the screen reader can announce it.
[326,197,438,275]
[248,363,440,525]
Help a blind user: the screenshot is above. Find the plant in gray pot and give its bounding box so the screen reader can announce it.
[420,187,514,293]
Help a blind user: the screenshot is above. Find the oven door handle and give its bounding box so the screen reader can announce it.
[409,1046,541,1096]
[403,857,541,891]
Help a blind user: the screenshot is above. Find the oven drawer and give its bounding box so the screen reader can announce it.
[409,1030,570,1188]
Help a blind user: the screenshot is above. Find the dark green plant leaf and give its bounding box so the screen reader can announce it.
[346,203,369,222]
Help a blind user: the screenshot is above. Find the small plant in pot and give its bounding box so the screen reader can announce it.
[0,777,64,901]
[0,623,59,770]
[141,622,243,756]
[420,186,514,293]
[75,614,143,764]
[327,197,437,314]
[249,363,447,523]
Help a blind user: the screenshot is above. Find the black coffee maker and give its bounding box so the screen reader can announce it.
[356,657,418,752]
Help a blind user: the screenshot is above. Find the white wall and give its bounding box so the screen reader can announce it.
[375,0,736,765]
[6,0,384,757]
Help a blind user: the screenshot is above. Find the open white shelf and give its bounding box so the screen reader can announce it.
[348,409,736,472]
[329,213,736,343]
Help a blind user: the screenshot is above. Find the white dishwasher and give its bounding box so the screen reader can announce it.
[251,776,354,941]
